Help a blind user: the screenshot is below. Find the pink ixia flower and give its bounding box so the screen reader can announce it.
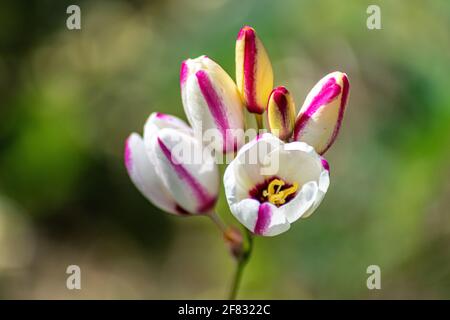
[125,25,349,238]
[224,133,330,236]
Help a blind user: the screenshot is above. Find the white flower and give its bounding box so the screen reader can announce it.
[125,112,219,215]
[180,55,245,154]
[223,133,330,236]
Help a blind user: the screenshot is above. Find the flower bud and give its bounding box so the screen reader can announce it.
[266,86,296,141]
[293,72,349,155]
[235,26,274,114]
[125,113,219,216]
[149,127,219,214]
[181,55,245,153]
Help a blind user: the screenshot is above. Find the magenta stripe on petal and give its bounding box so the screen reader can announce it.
[321,157,330,172]
[124,137,133,173]
[243,28,259,113]
[272,86,289,127]
[294,77,342,140]
[155,112,183,125]
[254,202,272,235]
[157,137,216,213]
[195,70,229,133]
[237,27,245,40]
[155,112,170,119]
[196,70,235,152]
[180,61,188,86]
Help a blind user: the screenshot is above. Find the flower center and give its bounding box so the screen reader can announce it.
[261,178,298,206]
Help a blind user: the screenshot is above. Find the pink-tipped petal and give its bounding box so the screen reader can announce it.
[144,112,193,140]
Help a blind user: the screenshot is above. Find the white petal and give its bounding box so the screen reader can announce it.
[278,181,318,223]
[232,133,284,193]
[144,112,192,140]
[223,133,280,204]
[229,200,290,237]
[265,141,330,220]
[266,141,323,186]
[301,169,330,219]
[223,159,241,208]
[229,198,260,232]
[124,133,178,214]
[149,128,219,214]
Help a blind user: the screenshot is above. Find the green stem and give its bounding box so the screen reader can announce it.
[255,114,263,132]
[209,210,227,233]
[229,229,254,300]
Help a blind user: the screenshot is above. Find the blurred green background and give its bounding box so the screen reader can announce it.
[0,0,449,299]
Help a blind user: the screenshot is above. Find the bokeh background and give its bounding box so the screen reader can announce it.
[0,0,449,299]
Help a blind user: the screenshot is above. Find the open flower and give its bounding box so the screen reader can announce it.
[125,112,219,215]
[181,55,245,153]
[223,133,330,236]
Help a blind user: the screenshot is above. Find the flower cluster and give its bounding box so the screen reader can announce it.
[125,26,349,237]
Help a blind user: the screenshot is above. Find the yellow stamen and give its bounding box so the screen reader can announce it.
[262,179,298,206]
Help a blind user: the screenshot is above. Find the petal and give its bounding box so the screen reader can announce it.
[229,198,260,233]
[124,133,179,215]
[149,128,219,214]
[254,202,290,236]
[232,133,284,194]
[293,72,349,155]
[301,160,330,219]
[278,181,318,223]
[269,141,324,186]
[229,199,290,237]
[181,56,245,153]
[144,112,193,140]
[267,86,296,141]
[235,132,283,160]
[223,133,283,216]
[236,26,274,114]
[180,60,194,126]
[266,141,330,220]
[223,158,241,209]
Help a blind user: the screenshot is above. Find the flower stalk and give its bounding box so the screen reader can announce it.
[209,211,228,233]
[229,229,253,300]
